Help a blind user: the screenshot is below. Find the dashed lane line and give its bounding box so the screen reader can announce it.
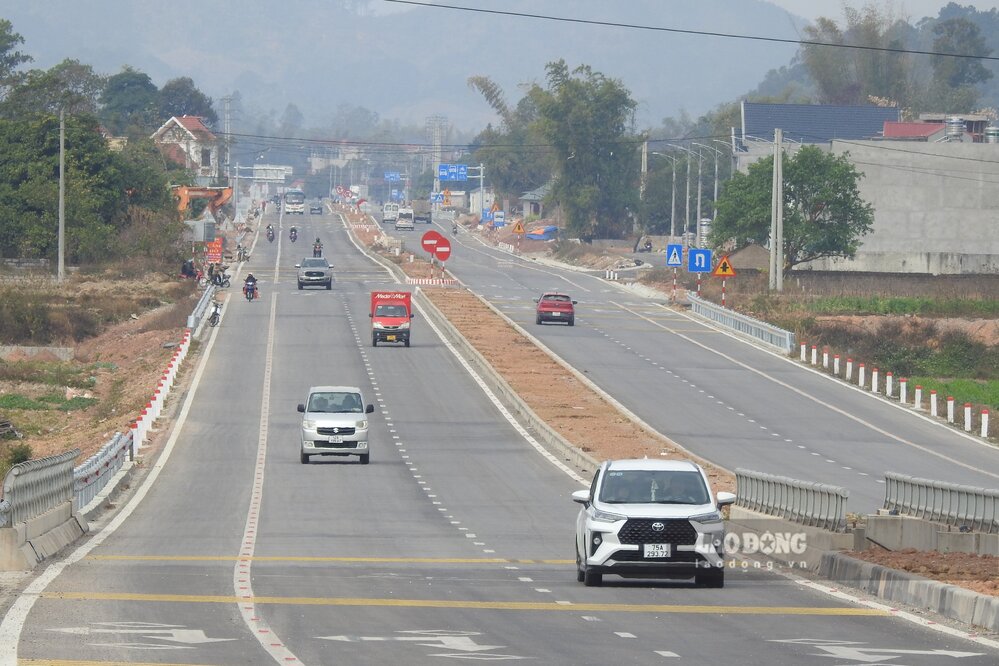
[37,592,888,616]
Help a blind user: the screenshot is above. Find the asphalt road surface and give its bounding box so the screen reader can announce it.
[5,208,996,665]
[423,220,999,513]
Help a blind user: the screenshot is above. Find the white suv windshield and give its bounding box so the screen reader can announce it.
[599,470,709,505]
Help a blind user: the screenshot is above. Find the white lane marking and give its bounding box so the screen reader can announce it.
[615,632,636,639]
[615,301,999,481]
[581,616,601,622]
[0,292,230,662]
[655,651,680,658]
[413,296,587,485]
[235,294,300,665]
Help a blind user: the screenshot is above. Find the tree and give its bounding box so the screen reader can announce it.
[0,19,31,98]
[1,59,105,118]
[100,66,159,135]
[710,146,874,274]
[279,103,304,136]
[921,17,994,112]
[528,60,638,239]
[158,76,217,126]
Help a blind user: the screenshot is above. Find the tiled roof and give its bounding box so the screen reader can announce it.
[883,122,945,138]
[742,102,900,143]
[520,182,551,202]
[151,116,217,143]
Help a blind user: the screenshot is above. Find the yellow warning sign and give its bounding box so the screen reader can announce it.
[712,255,737,277]
[512,220,526,235]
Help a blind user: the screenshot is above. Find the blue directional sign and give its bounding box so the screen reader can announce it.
[430,192,444,203]
[688,248,713,273]
[384,171,401,181]
[438,163,469,182]
[665,244,683,267]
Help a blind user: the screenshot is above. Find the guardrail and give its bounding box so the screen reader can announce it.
[688,294,796,353]
[186,284,216,330]
[74,432,133,510]
[736,468,850,532]
[884,472,999,534]
[0,449,79,527]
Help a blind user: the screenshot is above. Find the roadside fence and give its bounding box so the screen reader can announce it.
[689,295,796,353]
[884,472,999,534]
[797,341,991,439]
[735,468,850,532]
[0,449,79,527]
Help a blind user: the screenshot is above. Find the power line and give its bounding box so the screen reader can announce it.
[383,0,999,62]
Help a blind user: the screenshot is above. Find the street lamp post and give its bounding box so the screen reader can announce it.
[693,142,724,247]
[673,145,697,247]
[651,152,678,239]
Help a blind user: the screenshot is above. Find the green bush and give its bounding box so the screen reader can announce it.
[908,377,999,412]
[0,394,49,410]
[58,396,98,411]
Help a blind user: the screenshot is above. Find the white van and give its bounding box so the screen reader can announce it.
[382,203,399,223]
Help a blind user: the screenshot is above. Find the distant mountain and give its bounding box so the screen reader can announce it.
[4,0,808,132]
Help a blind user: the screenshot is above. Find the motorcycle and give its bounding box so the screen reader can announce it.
[208,301,222,327]
[212,272,231,288]
[266,228,275,243]
[290,229,298,243]
[243,280,258,302]
[451,224,458,236]
[313,243,323,258]
[236,245,249,262]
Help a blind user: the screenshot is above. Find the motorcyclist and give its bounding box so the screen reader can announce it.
[290,226,298,241]
[313,237,323,258]
[452,223,458,236]
[243,273,257,299]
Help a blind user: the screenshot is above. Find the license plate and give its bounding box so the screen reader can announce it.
[386,335,396,341]
[551,312,561,316]
[327,435,343,444]
[644,543,671,558]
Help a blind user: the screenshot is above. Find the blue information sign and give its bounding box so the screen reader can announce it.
[438,164,469,182]
[430,192,444,203]
[687,248,713,273]
[437,164,449,180]
[384,171,401,181]
[457,164,468,181]
[665,244,683,267]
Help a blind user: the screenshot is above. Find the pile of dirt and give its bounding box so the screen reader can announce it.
[848,548,998,597]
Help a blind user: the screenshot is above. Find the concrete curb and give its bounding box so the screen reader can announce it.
[819,551,999,632]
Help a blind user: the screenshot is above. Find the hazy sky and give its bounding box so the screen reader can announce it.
[770,0,999,21]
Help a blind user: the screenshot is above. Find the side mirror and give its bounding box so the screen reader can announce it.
[533,298,539,303]
[368,313,373,318]
[297,404,306,413]
[365,404,374,414]
[294,264,301,268]
[410,313,415,319]
[716,491,736,508]
[571,300,578,305]
[571,489,591,505]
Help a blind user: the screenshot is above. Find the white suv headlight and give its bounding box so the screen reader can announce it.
[303,419,316,429]
[355,419,368,429]
[373,322,385,329]
[590,508,626,524]
[689,511,723,525]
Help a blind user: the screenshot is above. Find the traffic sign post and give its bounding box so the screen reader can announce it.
[666,243,683,302]
[711,254,736,308]
[687,248,712,297]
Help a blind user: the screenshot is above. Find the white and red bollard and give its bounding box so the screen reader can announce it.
[871,367,879,393]
[845,358,853,381]
[811,345,818,365]
[983,410,990,438]
[947,396,955,423]
[900,378,908,404]
[858,363,866,388]
[885,371,893,397]
[964,403,973,432]
[800,343,807,362]
[833,354,840,376]
[914,385,922,411]
[822,348,829,369]
[930,390,938,417]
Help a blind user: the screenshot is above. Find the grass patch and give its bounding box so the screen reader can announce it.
[0,360,98,388]
[804,296,999,318]
[908,378,999,412]
[58,396,98,411]
[91,377,125,423]
[0,394,50,410]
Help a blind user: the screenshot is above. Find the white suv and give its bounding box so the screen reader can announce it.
[573,459,735,587]
[297,386,374,464]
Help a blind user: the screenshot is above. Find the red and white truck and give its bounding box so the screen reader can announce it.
[369,291,414,347]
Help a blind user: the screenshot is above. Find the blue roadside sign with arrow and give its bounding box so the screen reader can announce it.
[688,248,713,273]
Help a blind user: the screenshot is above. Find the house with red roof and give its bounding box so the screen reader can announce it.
[150,116,220,184]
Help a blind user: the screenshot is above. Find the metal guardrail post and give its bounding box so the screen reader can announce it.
[187,285,216,330]
[1,449,79,526]
[687,294,796,353]
[883,472,998,534]
[74,431,133,510]
[736,468,850,532]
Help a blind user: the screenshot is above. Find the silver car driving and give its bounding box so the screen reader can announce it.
[298,386,374,464]
[296,257,333,290]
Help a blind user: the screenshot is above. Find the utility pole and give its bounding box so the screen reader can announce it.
[769,128,784,292]
[58,108,65,283]
[695,148,703,248]
[426,115,447,197]
[221,95,232,184]
[478,163,485,218]
[640,140,648,201]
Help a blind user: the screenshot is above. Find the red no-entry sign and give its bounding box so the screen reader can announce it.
[434,238,452,262]
[421,230,443,254]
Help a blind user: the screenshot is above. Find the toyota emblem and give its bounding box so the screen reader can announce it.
[651,522,665,532]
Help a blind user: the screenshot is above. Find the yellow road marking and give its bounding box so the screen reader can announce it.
[42,591,886,616]
[20,661,218,666]
[88,555,573,564]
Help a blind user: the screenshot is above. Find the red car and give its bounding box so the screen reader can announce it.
[535,292,576,326]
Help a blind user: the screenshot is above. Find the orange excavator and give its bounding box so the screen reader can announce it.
[172,186,233,221]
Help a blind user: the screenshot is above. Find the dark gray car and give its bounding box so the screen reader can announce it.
[296,257,333,290]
